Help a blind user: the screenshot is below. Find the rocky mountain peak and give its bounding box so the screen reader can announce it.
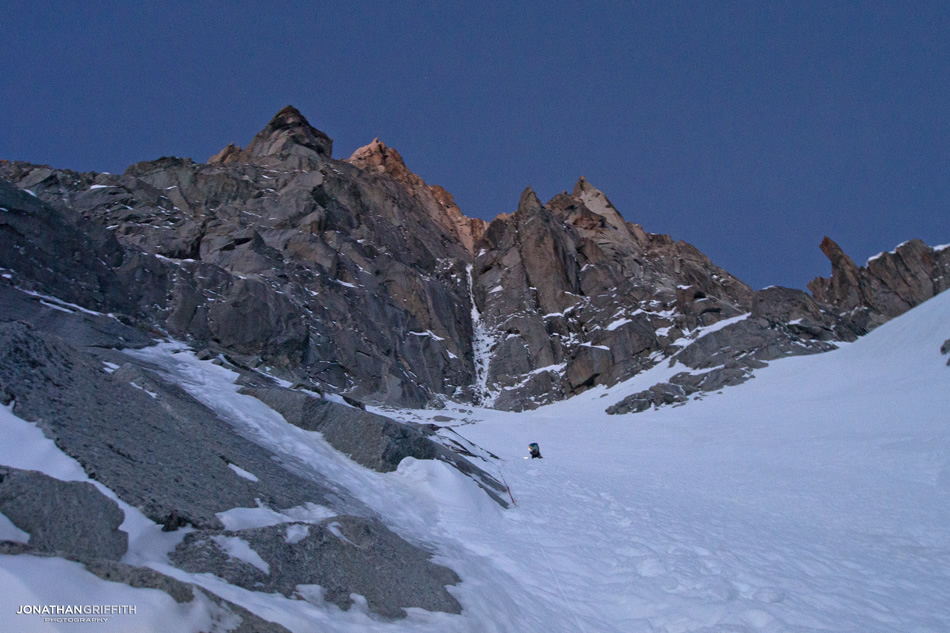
[346,138,487,253]
[571,176,628,234]
[208,105,333,168]
[3,106,947,416]
[347,138,414,185]
[516,187,543,214]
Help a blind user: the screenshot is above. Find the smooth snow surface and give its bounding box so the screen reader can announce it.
[1,290,948,632]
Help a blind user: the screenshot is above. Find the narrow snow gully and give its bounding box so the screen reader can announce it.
[467,263,497,407]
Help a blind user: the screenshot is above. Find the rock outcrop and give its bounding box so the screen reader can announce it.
[808,237,950,332]
[242,385,508,505]
[347,138,488,253]
[209,105,333,169]
[170,517,462,619]
[0,466,127,560]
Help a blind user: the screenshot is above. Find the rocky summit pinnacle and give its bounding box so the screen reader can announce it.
[346,137,488,253]
[209,105,333,168]
[572,176,628,234]
[347,138,414,184]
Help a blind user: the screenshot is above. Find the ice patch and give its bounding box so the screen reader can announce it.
[18,289,106,316]
[129,381,158,398]
[39,299,74,314]
[467,264,497,406]
[211,535,270,574]
[606,318,631,331]
[228,463,260,482]
[216,502,335,531]
[409,329,445,341]
[284,524,310,545]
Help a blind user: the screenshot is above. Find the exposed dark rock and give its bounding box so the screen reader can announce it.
[0,179,133,316]
[606,314,838,415]
[606,381,689,415]
[0,466,127,560]
[170,517,462,619]
[0,321,345,530]
[0,284,154,350]
[242,386,508,505]
[209,105,333,169]
[808,237,950,332]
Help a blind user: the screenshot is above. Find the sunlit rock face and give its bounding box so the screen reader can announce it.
[2,107,946,411]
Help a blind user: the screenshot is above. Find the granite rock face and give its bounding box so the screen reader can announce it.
[210,105,333,169]
[242,386,508,505]
[1,107,946,414]
[809,237,950,332]
[0,321,345,530]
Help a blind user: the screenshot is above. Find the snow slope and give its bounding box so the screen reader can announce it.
[397,288,950,632]
[1,289,948,632]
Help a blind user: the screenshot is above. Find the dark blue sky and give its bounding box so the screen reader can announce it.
[3,1,948,290]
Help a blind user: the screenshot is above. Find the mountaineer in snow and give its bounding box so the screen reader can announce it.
[528,443,542,459]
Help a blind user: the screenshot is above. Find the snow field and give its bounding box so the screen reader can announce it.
[0,289,947,632]
[410,289,950,632]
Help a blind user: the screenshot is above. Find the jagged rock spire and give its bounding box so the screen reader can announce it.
[346,137,487,252]
[517,187,543,214]
[809,236,864,310]
[209,105,333,168]
[571,176,628,233]
[347,138,414,184]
